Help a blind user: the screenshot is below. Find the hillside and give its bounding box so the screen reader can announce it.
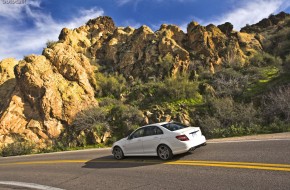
[0,12,290,154]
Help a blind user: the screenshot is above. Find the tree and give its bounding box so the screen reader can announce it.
[108,102,144,140]
[72,106,110,144]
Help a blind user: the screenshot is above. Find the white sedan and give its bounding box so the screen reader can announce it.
[112,121,206,160]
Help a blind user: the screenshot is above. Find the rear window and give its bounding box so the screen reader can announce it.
[161,122,189,131]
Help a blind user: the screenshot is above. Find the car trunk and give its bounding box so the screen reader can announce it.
[174,127,201,139]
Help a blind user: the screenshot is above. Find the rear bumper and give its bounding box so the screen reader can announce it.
[172,135,206,155]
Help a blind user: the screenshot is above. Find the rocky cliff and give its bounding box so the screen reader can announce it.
[0,45,97,147]
[0,12,289,148]
[58,16,262,80]
[241,12,290,57]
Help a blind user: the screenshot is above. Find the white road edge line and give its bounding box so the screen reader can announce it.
[208,138,290,144]
[0,181,64,190]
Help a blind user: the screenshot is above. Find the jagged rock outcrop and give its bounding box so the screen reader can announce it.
[1,13,289,147]
[218,22,233,36]
[241,12,289,33]
[58,16,263,79]
[0,44,97,147]
[241,12,290,57]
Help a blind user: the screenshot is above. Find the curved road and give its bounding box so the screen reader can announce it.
[0,133,290,190]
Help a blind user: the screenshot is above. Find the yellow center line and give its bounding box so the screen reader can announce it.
[0,159,290,172]
[164,162,290,172]
[171,160,290,168]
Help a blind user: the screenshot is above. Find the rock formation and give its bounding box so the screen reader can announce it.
[0,45,97,147]
[241,12,290,57]
[58,16,263,79]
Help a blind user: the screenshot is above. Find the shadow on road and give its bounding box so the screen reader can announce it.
[82,153,192,169]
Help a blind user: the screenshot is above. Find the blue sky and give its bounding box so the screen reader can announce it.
[0,0,290,60]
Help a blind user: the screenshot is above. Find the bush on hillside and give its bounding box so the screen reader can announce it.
[72,98,144,145]
[250,52,282,67]
[0,141,35,157]
[284,54,290,72]
[197,97,260,138]
[95,73,127,99]
[262,85,290,123]
[108,101,144,140]
[72,106,110,145]
[127,75,201,108]
[211,68,249,98]
[46,40,57,48]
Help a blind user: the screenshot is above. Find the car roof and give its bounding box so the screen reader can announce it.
[142,121,170,128]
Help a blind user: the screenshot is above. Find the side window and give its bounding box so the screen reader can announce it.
[155,127,163,135]
[144,126,164,136]
[138,126,164,137]
[144,126,155,136]
[131,128,145,139]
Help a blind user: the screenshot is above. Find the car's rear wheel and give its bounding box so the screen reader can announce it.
[113,146,124,160]
[157,144,173,160]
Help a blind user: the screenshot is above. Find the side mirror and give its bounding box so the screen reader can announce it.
[127,135,132,140]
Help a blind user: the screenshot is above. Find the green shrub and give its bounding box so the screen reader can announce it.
[262,85,290,123]
[72,106,110,145]
[108,102,144,140]
[284,54,290,72]
[46,40,57,48]
[95,73,127,99]
[127,75,201,108]
[196,97,261,138]
[157,53,175,78]
[266,119,290,133]
[204,124,262,138]
[1,141,35,157]
[212,68,249,98]
[164,76,200,100]
[264,28,290,57]
[72,98,144,143]
[222,50,243,69]
[250,53,282,67]
[198,115,221,138]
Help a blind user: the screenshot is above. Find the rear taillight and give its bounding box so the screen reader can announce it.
[176,135,189,141]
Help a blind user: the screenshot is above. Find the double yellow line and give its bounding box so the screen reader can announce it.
[1,159,290,172]
[164,160,290,172]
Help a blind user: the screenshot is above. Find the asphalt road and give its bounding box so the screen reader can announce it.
[0,134,290,190]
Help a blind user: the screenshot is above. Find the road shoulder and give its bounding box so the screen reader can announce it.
[208,132,290,143]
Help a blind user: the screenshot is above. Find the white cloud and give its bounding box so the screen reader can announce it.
[0,0,37,19]
[0,1,104,60]
[207,0,290,30]
[117,0,133,6]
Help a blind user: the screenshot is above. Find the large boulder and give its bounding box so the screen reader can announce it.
[0,44,97,147]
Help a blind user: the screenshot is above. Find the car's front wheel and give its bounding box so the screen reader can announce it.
[113,146,124,160]
[157,144,173,160]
